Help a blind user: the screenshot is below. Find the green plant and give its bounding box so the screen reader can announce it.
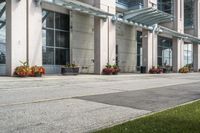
[185,64,193,72]
[65,64,79,68]
[14,61,45,77]
[14,61,30,77]
[179,67,189,73]
[105,63,112,68]
[149,66,163,74]
[30,66,45,76]
[102,63,120,75]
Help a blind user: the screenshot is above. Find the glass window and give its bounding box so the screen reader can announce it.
[42,10,54,28]
[55,31,69,48]
[184,0,194,27]
[55,13,69,30]
[137,31,142,67]
[184,44,193,66]
[42,10,70,65]
[0,1,6,64]
[157,36,172,67]
[55,49,70,65]
[158,0,174,14]
[42,29,54,47]
[42,47,54,65]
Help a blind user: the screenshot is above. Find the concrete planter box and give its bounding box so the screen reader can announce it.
[61,67,80,75]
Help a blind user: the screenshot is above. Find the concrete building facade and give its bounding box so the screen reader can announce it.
[0,0,200,75]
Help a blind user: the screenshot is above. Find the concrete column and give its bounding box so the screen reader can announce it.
[142,0,157,72]
[193,0,200,72]
[172,38,184,72]
[27,0,42,66]
[172,0,184,72]
[6,1,27,76]
[94,0,116,74]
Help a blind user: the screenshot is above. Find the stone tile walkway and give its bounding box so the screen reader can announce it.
[0,73,200,133]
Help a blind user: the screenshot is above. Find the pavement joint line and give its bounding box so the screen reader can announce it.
[0,97,73,108]
[91,99,200,133]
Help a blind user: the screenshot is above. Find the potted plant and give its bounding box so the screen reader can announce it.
[149,66,163,74]
[14,61,30,77]
[102,63,120,75]
[185,64,193,72]
[14,61,46,77]
[30,66,46,77]
[112,64,120,75]
[179,67,189,73]
[61,64,80,75]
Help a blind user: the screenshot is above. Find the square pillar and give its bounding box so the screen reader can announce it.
[27,0,42,66]
[172,0,184,72]
[193,44,200,71]
[142,0,157,72]
[94,0,116,74]
[193,0,200,72]
[142,30,157,71]
[172,38,184,72]
[6,1,27,76]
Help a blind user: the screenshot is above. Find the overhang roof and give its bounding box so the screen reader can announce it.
[159,26,200,44]
[42,0,113,19]
[115,7,173,26]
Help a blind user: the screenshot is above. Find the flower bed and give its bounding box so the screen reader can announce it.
[102,64,120,75]
[179,67,189,73]
[14,61,45,77]
[61,64,80,75]
[149,66,163,74]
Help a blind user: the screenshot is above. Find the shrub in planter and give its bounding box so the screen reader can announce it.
[102,67,113,75]
[30,66,46,77]
[112,64,120,75]
[149,66,163,74]
[61,64,80,75]
[179,67,189,73]
[102,64,120,75]
[185,64,193,72]
[15,61,46,77]
[15,66,30,77]
[14,61,30,77]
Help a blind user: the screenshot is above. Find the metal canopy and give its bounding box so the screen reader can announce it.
[116,7,173,26]
[159,26,200,44]
[42,0,113,19]
[0,1,5,30]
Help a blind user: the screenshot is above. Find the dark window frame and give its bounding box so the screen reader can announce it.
[42,9,70,65]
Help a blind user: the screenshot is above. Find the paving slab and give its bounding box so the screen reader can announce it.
[1,74,200,133]
[77,82,200,111]
[0,99,150,133]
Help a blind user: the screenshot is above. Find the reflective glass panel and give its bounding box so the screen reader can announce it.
[42,10,70,65]
[42,47,54,65]
[55,48,69,65]
[55,31,69,48]
[184,44,193,66]
[0,1,6,64]
[42,10,54,28]
[42,29,54,47]
[158,0,174,14]
[157,36,172,66]
[55,12,69,30]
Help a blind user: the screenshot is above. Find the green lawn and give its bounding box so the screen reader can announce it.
[95,100,200,133]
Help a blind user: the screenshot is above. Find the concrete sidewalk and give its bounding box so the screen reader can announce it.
[0,73,200,133]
